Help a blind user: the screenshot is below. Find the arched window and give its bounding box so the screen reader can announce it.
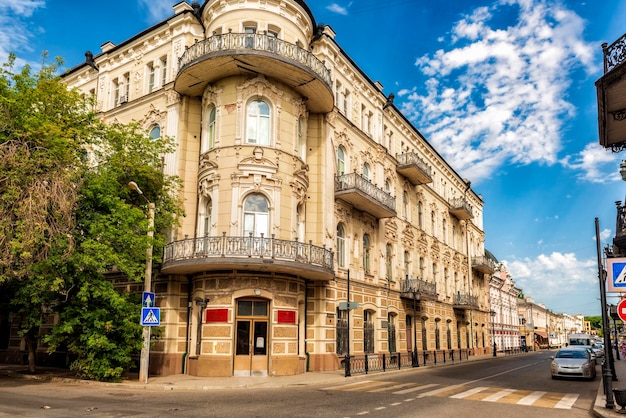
[364,310,374,353]
[203,197,212,236]
[363,234,371,274]
[337,223,346,268]
[385,178,391,194]
[337,146,346,175]
[246,99,270,145]
[203,106,216,152]
[149,125,161,140]
[243,193,269,237]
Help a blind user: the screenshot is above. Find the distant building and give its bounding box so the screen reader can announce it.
[9,1,497,377]
[488,261,522,351]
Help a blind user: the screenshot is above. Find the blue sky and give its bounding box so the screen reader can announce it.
[2,0,626,316]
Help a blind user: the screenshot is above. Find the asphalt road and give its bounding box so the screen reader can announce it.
[0,351,599,417]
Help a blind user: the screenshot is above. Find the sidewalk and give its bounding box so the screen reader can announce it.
[593,356,626,418]
[2,352,625,416]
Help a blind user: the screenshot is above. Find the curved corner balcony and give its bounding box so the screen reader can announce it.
[175,32,334,113]
[161,233,334,281]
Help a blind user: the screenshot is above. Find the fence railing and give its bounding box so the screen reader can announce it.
[342,347,528,377]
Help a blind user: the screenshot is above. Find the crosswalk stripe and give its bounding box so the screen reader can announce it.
[369,382,415,392]
[483,388,516,402]
[555,393,579,409]
[517,391,547,405]
[322,381,579,410]
[419,384,466,397]
[450,387,489,399]
[393,383,439,394]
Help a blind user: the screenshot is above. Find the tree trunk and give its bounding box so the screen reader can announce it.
[25,328,37,374]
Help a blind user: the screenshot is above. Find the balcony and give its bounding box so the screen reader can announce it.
[161,234,334,281]
[448,197,473,220]
[400,277,437,300]
[472,256,497,275]
[396,152,432,185]
[335,173,396,219]
[453,292,478,310]
[596,32,626,151]
[175,32,333,113]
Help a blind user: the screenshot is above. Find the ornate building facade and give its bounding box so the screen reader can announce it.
[488,262,521,352]
[61,0,495,377]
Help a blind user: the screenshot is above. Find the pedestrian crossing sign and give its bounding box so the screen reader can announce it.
[607,257,626,292]
[141,307,161,326]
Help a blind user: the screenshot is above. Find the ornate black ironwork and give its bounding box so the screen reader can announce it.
[603,33,626,74]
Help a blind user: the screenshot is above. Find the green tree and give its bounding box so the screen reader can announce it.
[0,54,183,380]
[0,53,96,372]
[43,121,183,381]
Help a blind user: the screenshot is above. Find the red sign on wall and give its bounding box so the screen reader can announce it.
[277,310,296,324]
[205,308,228,323]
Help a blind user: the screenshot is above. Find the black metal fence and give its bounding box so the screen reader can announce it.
[342,348,526,377]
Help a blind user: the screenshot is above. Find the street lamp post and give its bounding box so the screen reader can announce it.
[490,310,496,357]
[129,181,155,384]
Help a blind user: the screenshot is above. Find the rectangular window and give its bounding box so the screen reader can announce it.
[160,56,167,86]
[364,311,374,353]
[148,63,155,93]
[336,309,349,355]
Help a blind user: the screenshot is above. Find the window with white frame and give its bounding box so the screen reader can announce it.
[337,146,346,175]
[246,99,270,145]
[244,25,257,48]
[202,106,216,152]
[203,197,212,236]
[160,56,168,86]
[337,223,346,268]
[362,163,371,181]
[243,193,269,237]
[385,243,392,280]
[148,62,155,93]
[149,126,161,141]
[363,234,371,274]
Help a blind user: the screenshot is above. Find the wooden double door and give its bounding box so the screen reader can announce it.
[234,299,269,377]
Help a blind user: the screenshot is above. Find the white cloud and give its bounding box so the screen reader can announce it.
[137,0,175,23]
[560,142,622,183]
[399,0,597,184]
[0,0,46,64]
[326,3,349,15]
[503,251,599,314]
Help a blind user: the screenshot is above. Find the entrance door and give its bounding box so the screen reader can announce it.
[234,300,269,376]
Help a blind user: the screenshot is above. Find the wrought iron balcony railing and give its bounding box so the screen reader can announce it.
[161,233,334,280]
[453,292,478,309]
[471,256,497,274]
[335,172,396,218]
[400,277,437,299]
[177,32,332,88]
[603,32,626,73]
[448,197,473,220]
[396,152,433,185]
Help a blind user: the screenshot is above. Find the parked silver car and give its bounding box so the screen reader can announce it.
[551,347,596,380]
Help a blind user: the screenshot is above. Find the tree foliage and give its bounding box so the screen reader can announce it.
[0,53,183,381]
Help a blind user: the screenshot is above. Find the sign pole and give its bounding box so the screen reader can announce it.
[597,217,615,409]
